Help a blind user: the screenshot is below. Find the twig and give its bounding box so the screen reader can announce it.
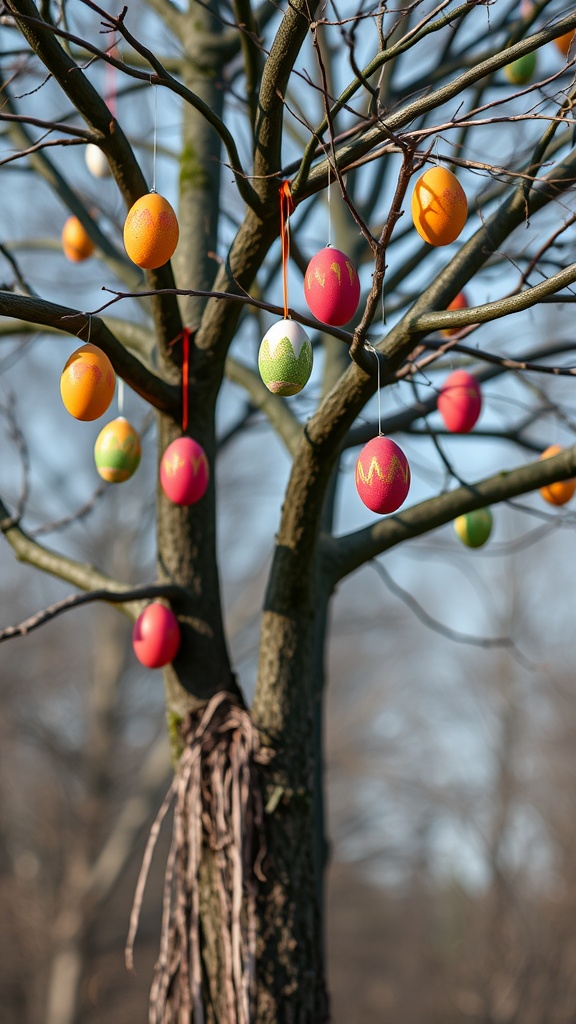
[0,582,182,643]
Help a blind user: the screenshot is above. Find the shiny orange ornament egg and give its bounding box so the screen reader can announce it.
[123,192,179,269]
[539,445,576,506]
[441,290,468,338]
[62,216,95,262]
[60,343,116,421]
[555,29,575,57]
[411,166,468,246]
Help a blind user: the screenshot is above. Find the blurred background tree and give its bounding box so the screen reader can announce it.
[2,0,576,1021]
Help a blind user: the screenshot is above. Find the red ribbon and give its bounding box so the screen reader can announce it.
[169,327,191,431]
[279,181,294,319]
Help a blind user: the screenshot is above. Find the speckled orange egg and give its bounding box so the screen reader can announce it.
[555,29,575,57]
[539,445,576,506]
[60,344,116,421]
[123,192,179,269]
[441,290,468,338]
[411,167,468,246]
[62,216,95,262]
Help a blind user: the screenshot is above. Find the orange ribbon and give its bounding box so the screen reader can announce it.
[279,181,294,319]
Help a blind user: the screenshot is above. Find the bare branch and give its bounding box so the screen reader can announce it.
[327,444,576,583]
[0,582,183,641]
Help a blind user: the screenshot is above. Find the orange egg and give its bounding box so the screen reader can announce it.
[539,444,576,506]
[60,343,116,421]
[123,192,179,269]
[62,216,95,262]
[411,166,468,246]
[441,290,468,338]
[555,29,575,57]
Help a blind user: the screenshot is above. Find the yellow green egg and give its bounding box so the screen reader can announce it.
[94,416,141,483]
[504,51,536,85]
[454,507,493,548]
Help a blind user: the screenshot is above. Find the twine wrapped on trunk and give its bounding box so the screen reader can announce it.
[126,692,268,1024]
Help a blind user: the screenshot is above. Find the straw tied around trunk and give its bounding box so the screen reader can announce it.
[126,692,270,1023]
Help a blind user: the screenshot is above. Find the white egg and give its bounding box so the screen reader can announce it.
[85,143,111,179]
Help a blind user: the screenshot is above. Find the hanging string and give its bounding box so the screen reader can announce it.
[327,160,332,248]
[118,377,125,417]
[279,180,294,320]
[105,31,118,118]
[168,327,192,432]
[367,344,383,436]
[81,313,92,344]
[151,75,158,193]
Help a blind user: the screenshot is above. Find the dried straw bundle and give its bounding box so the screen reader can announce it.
[126,692,268,1023]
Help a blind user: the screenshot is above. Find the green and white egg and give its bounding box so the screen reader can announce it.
[258,319,313,396]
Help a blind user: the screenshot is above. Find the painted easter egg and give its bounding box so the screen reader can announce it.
[411,166,468,246]
[60,343,116,421]
[85,143,111,178]
[454,507,493,548]
[441,290,468,338]
[437,370,482,433]
[123,192,179,269]
[304,246,360,326]
[258,319,313,396]
[62,216,95,262]
[94,416,141,483]
[539,444,576,506]
[133,603,181,668]
[160,436,209,505]
[555,29,575,57]
[504,51,537,85]
[355,436,411,514]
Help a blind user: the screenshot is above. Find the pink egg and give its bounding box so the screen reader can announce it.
[355,436,411,514]
[160,436,209,505]
[304,246,360,326]
[133,603,181,668]
[437,370,482,432]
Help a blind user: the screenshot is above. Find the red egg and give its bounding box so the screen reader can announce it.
[133,603,181,668]
[355,436,411,514]
[304,246,360,326]
[160,436,209,505]
[437,370,482,432]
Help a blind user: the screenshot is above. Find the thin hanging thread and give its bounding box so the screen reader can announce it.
[151,76,158,193]
[367,344,383,435]
[82,313,92,344]
[327,161,332,248]
[279,181,294,319]
[118,377,125,417]
[105,31,117,118]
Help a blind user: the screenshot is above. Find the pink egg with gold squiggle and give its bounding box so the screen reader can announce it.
[355,436,411,514]
[160,436,209,505]
[304,246,360,326]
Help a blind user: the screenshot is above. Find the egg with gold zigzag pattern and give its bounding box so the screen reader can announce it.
[355,436,411,514]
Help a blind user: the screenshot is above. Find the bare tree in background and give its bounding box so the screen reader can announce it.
[2,0,576,1020]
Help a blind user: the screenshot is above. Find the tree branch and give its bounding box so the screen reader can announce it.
[0,582,182,641]
[0,292,177,413]
[326,444,576,584]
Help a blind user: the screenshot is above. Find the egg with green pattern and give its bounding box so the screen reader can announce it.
[258,319,313,396]
[94,416,141,483]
